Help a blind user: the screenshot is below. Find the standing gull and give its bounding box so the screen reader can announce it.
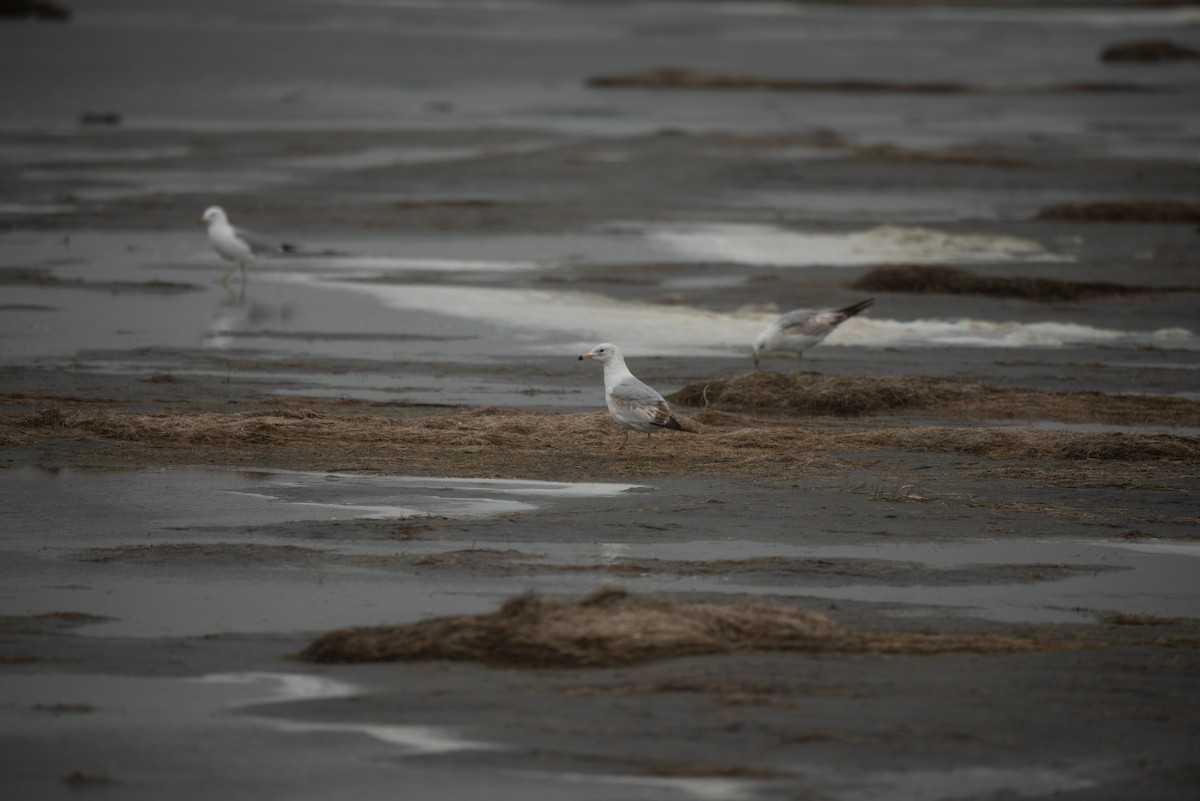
[579,343,692,450]
[752,298,874,370]
[199,206,295,285]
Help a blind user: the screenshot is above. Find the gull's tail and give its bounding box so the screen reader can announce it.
[665,415,696,433]
[837,298,875,318]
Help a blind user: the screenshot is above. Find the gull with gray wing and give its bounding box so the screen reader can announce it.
[753,298,874,371]
[579,342,692,450]
[200,206,296,285]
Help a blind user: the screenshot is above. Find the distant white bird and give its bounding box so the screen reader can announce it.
[579,342,692,450]
[199,206,295,285]
[752,298,874,370]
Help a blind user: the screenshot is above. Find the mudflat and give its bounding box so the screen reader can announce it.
[2,1,1199,799]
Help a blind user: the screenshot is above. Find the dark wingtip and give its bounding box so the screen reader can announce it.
[839,298,875,317]
[577,355,584,360]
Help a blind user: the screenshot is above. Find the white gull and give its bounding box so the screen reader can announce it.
[579,342,692,450]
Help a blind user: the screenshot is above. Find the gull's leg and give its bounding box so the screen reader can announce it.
[217,263,234,285]
[616,429,629,452]
[239,260,248,282]
[792,353,804,375]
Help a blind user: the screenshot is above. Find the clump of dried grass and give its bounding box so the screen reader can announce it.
[1104,613,1180,626]
[13,405,614,452]
[79,543,325,565]
[669,373,1200,430]
[1101,39,1200,63]
[8,397,1198,472]
[588,67,970,93]
[297,588,1038,669]
[1036,201,1200,223]
[670,373,982,416]
[587,68,1152,95]
[848,264,1183,302]
[0,611,111,638]
[840,427,1199,463]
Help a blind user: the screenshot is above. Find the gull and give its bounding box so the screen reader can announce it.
[199,206,295,285]
[752,298,874,370]
[579,342,692,450]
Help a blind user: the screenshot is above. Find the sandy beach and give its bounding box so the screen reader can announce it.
[2,1,1199,798]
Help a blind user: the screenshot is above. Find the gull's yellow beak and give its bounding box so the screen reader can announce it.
[198,216,206,225]
[578,353,592,361]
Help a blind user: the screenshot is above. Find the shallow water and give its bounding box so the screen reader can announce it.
[3,226,1195,388]
[0,667,1107,801]
[5,1,1198,160]
[0,466,649,636]
[3,466,1197,634]
[0,466,644,550]
[0,671,752,800]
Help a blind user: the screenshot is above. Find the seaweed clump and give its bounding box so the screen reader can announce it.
[1037,201,1200,223]
[0,0,69,20]
[587,67,1154,95]
[1101,39,1200,64]
[298,588,1034,669]
[670,373,981,416]
[668,373,1200,432]
[849,264,1183,302]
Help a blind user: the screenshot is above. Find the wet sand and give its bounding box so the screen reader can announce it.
[2,1,1200,799]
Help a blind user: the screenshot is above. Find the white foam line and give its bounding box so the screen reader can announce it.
[1093,540,1200,559]
[266,273,1199,355]
[276,470,647,496]
[193,673,501,755]
[192,672,359,703]
[376,475,648,496]
[525,770,759,801]
[312,256,543,272]
[220,486,540,519]
[271,720,502,755]
[834,318,1197,350]
[267,274,765,356]
[636,222,1073,267]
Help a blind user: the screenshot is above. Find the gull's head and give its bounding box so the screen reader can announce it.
[752,331,767,366]
[200,206,228,227]
[579,342,619,363]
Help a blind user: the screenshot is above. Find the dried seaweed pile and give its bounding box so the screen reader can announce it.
[849,264,1185,302]
[587,67,1152,95]
[11,405,610,452]
[298,588,1037,669]
[671,373,978,416]
[1036,201,1200,223]
[1101,39,1200,63]
[669,372,1200,429]
[6,396,1199,472]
